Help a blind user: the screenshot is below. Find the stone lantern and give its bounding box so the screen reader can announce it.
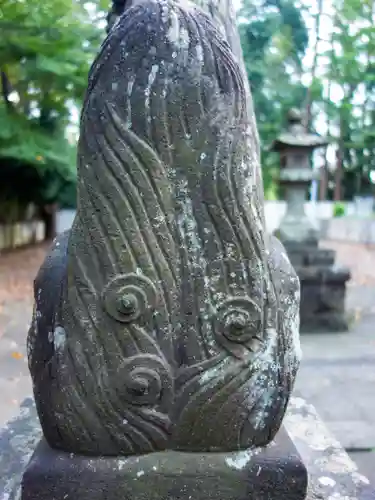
[272,109,351,332]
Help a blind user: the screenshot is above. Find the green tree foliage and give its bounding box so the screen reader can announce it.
[0,0,103,214]
[238,0,375,201]
[238,0,309,197]
[324,0,375,199]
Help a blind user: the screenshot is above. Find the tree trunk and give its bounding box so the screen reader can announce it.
[40,203,57,241]
[334,148,343,201]
[319,165,328,201]
[0,69,12,109]
[304,0,324,130]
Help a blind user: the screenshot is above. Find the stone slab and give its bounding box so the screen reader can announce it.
[2,397,375,500]
[287,248,335,268]
[284,397,375,500]
[21,430,307,500]
[297,265,351,284]
[0,398,41,500]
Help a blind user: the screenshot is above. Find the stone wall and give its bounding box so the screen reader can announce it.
[322,217,375,244]
[0,221,45,252]
[56,210,75,235]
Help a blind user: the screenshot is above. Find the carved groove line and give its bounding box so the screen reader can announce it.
[73,209,106,291]
[211,68,252,289]
[89,127,172,368]
[202,79,248,292]
[174,353,270,449]
[206,11,264,272]
[80,162,120,275]
[167,10,210,361]
[107,106,178,284]
[69,291,172,452]
[177,13,238,358]
[186,13,218,359]
[92,135,146,272]
[99,112,174,298]
[63,121,176,453]
[84,136,138,272]
[68,284,137,450]
[97,125,173,344]
[79,5,178,453]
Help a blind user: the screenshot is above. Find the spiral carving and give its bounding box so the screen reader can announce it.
[102,273,158,323]
[214,297,263,355]
[118,354,173,407]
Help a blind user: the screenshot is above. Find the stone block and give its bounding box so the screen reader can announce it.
[297,265,351,284]
[21,430,307,500]
[2,397,374,500]
[287,248,335,267]
[297,276,350,332]
[284,397,375,500]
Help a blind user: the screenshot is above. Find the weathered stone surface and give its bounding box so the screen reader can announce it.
[297,266,350,332]
[26,0,301,460]
[284,397,375,500]
[2,397,374,499]
[21,430,307,500]
[0,398,41,500]
[287,247,335,268]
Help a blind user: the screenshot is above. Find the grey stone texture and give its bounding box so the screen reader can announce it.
[0,0,371,498]
[2,397,375,500]
[20,0,305,498]
[27,0,301,463]
[284,398,374,500]
[21,429,307,500]
[0,399,41,500]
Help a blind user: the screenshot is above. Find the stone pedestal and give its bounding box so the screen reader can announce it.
[283,240,351,332]
[21,430,307,500]
[2,397,374,500]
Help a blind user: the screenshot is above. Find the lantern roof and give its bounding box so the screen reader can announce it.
[271,108,329,152]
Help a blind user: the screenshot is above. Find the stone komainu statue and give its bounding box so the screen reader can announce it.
[27,0,301,457]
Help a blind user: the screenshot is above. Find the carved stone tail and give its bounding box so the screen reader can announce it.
[27,0,301,457]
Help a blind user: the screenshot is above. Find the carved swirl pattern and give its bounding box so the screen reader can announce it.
[102,273,158,323]
[106,353,174,453]
[118,354,172,407]
[214,297,263,356]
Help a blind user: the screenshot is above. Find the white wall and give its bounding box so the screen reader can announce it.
[57,202,375,243]
[56,210,76,234]
[263,201,356,233]
[0,221,45,251]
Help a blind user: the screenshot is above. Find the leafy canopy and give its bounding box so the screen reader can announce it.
[238,0,309,197]
[0,0,104,208]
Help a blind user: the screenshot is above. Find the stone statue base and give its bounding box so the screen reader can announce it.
[284,241,351,333]
[21,429,307,500]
